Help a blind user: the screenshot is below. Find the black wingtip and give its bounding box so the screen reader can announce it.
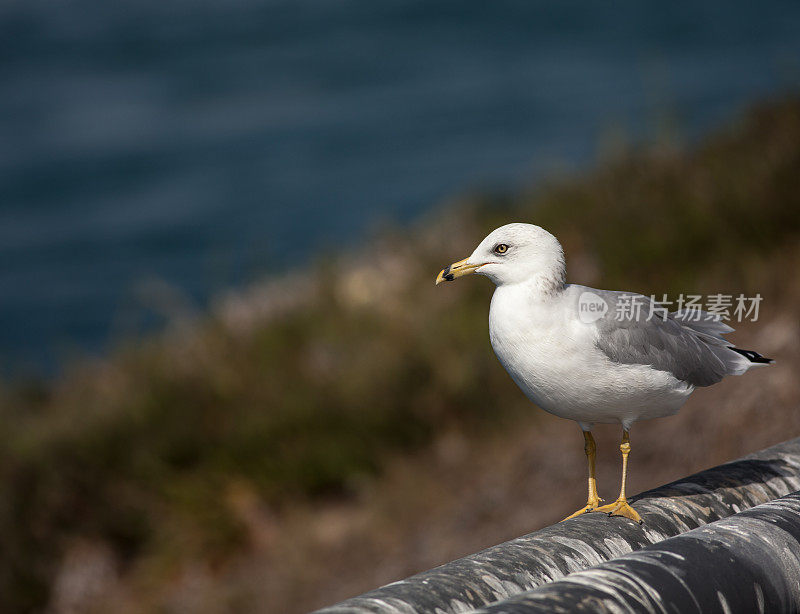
[728,346,774,364]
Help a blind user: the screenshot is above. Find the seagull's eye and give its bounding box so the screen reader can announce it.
[494,244,509,255]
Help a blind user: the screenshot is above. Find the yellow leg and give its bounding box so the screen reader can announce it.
[596,430,642,523]
[563,431,603,520]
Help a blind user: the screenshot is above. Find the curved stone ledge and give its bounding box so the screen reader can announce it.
[474,491,800,613]
[314,438,800,614]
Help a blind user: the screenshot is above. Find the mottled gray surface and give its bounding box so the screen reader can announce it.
[474,492,800,613]
[314,438,800,614]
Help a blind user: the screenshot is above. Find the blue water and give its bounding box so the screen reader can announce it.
[2,1,800,375]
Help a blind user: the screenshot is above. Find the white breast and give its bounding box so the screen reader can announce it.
[488,284,693,429]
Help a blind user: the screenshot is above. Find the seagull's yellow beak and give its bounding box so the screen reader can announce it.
[435,257,481,285]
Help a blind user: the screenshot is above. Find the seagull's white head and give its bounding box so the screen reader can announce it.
[436,223,566,292]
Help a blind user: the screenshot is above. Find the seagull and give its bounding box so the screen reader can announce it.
[435,223,773,523]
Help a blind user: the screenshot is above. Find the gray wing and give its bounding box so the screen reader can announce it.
[591,289,739,387]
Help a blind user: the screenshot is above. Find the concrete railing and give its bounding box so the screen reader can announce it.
[314,438,800,614]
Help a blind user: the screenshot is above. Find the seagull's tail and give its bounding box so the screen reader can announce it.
[671,309,774,376]
[704,344,772,377]
[727,347,774,366]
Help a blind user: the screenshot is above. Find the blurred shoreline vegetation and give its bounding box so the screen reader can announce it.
[2,96,800,611]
